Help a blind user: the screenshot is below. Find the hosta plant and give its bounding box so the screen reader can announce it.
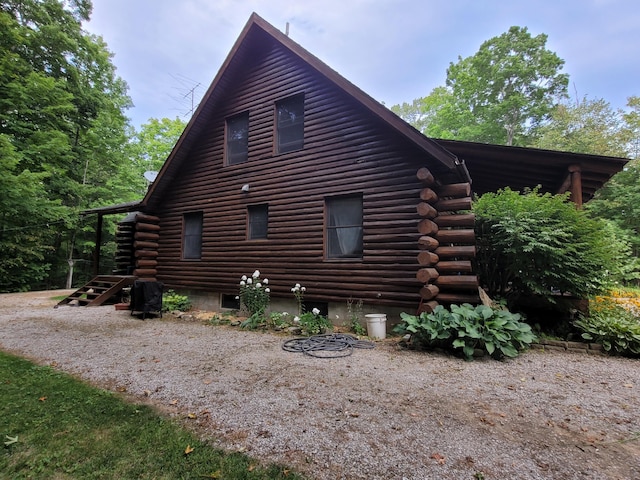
[394,303,536,360]
[574,298,640,356]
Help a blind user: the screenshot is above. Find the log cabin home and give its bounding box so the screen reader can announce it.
[76,13,628,320]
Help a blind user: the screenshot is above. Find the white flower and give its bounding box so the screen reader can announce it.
[263,278,268,284]
[235,296,239,300]
[282,311,288,316]
[246,278,253,284]
[335,315,340,320]
[291,287,296,292]
[293,316,300,323]
[241,275,247,281]
[265,288,270,293]
[252,270,260,278]
[301,286,306,292]
[240,281,246,286]
[312,308,320,315]
[295,283,301,289]
[256,283,261,288]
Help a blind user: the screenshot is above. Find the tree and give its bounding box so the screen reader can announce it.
[0,0,133,291]
[394,26,569,146]
[127,117,186,196]
[533,96,628,157]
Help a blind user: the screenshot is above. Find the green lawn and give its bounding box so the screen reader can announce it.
[0,351,304,479]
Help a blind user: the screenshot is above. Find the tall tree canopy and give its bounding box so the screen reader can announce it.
[393,26,569,146]
[0,0,132,291]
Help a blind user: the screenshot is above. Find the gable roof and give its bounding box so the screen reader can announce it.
[140,13,465,212]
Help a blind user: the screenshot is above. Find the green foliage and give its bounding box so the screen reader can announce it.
[239,270,270,320]
[473,187,626,306]
[298,310,333,336]
[394,26,568,146]
[0,351,303,479]
[162,289,191,312]
[533,96,628,157]
[394,304,536,361]
[574,299,640,356]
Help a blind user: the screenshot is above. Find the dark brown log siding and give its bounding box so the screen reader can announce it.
[153,37,449,309]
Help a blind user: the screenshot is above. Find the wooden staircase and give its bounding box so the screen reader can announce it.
[56,275,135,307]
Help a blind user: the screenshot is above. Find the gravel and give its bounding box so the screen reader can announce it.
[1,290,639,480]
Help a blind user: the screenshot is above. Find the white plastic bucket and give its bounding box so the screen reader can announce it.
[365,314,387,340]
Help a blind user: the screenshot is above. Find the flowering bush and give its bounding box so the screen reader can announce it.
[239,270,270,319]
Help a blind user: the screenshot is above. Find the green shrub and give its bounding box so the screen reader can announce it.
[473,187,627,307]
[298,309,332,336]
[162,290,191,312]
[574,298,640,356]
[394,303,536,360]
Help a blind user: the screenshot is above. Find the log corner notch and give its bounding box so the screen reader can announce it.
[133,213,160,280]
[416,167,480,312]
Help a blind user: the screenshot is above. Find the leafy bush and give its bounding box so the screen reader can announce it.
[574,297,640,356]
[394,303,537,360]
[298,309,333,336]
[473,187,628,307]
[162,290,191,312]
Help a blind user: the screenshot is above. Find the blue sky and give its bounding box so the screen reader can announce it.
[86,0,640,129]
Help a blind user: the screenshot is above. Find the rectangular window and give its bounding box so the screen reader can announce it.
[326,195,363,259]
[276,94,304,153]
[248,204,268,240]
[182,212,203,259]
[226,112,249,165]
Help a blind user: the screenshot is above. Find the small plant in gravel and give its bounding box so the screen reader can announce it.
[162,290,191,312]
[297,308,332,336]
[267,311,293,330]
[574,297,640,356]
[238,270,270,328]
[394,303,537,360]
[346,297,366,336]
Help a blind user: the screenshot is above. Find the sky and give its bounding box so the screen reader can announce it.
[85,0,640,129]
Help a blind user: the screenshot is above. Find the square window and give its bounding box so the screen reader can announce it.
[326,195,363,259]
[226,112,249,165]
[183,212,203,259]
[248,204,268,240]
[276,95,304,153]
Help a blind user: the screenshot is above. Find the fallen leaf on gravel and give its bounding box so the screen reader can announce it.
[623,383,633,388]
[203,379,212,385]
[480,417,495,426]
[116,386,126,392]
[187,413,197,419]
[143,390,151,397]
[430,452,446,464]
[184,444,194,455]
[169,399,178,405]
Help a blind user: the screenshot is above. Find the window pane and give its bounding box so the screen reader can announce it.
[326,196,363,259]
[248,204,268,240]
[276,95,304,153]
[226,113,248,164]
[183,212,203,259]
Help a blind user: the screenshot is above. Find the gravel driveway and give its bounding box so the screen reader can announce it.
[1,290,639,480]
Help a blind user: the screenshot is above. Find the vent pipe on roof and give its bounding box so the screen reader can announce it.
[285,22,290,36]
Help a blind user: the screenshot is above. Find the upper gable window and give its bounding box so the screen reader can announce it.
[276,94,304,154]
[226,112,249,165]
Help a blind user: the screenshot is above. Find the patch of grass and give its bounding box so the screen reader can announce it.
[0,351,304,479]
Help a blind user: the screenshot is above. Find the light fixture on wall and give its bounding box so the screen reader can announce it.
[241,184,250,192]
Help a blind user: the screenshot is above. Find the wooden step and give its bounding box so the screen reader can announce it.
[55,275,136,307]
